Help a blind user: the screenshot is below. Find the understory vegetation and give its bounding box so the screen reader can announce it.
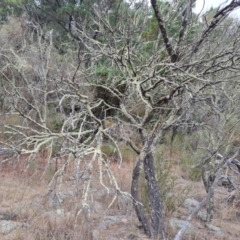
[1,0,240,239]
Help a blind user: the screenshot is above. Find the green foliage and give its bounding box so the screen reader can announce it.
[94,65,121,83]
[142,0,199,44]
[0,0,26,22]
[57,4,75,15]
[95,66,111,78]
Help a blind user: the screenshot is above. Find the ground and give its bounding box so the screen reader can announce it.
[0,152,240,240]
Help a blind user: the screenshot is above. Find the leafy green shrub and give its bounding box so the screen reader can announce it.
[95,66,110,77]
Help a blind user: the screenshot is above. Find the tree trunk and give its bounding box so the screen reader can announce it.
[206,175,215,223]
[206,189,214,223]
[131,159,152,237]
[144,152,166,239]
[131,140,167,239]
[202,167,215,223]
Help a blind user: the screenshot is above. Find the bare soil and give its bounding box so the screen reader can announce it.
[0,155,240,240]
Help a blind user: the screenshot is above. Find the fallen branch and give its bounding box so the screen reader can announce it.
[174,150,239,240]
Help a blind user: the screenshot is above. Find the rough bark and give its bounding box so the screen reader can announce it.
[144,152,166,239]
[131,123,167,239]
[150,0,177,62]
[202,166,215,223]
[131,159,151,237]
[206,176,215,223]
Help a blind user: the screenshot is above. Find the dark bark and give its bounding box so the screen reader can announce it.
[202,169,215,223]
[131,135,167,239]
[205,175,215,223]
[131,159,152,237]
[192,1,240,55]
[150,0,177,63]
[144,152,166,239]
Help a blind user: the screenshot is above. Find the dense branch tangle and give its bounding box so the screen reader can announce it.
[1,1,240,239]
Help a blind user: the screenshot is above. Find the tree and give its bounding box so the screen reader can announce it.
[1,0,240,239]
[0,0,25,23]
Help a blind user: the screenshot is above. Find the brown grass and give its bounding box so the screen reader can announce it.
[1,145,240,239]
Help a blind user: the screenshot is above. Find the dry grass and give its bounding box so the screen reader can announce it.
[1,145,240,239]
[0,155,143,239]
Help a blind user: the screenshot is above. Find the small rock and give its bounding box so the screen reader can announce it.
[169,218,195,235]
[166,192,174,198]
[93,188,115,199]
[44,209,72,224]
[197,211,207,222]
[98,216,123,230]
[56,208,64,215]
[92,201,103,213]
[57,193,67,203]
[92,229,99,240]
[184,198,200,213]
[206,224,222,234]
[0,220,21,234]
